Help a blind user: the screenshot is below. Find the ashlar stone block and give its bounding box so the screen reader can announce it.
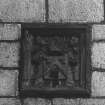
[91,42,105,69]
[52,98,80,105]
[0,43,20,67]
[0,24,21,40]
[0,0,45,22]
[24,98,51,105]
[91,71,105,96]
[0,70,18,96]
[49,0,104,23]
[0,98,20,105]
[92,25,105,40]
[80,99,105,105]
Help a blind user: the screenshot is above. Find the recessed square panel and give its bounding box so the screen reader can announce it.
[20,24,91,98]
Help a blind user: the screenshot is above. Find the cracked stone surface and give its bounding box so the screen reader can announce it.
[92,25,105,40]
[0,42,20,67]
[91,71,105,96]
[0,70,18,96]
[0,0,45,22]
[49,0,104,23]
[91,42,105,69]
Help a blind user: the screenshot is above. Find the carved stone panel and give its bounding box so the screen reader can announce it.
[20,25,90,98]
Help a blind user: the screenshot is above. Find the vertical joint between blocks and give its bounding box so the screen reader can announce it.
[45,0,49,23]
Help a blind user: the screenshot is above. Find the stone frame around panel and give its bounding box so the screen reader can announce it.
[19,23,91,98]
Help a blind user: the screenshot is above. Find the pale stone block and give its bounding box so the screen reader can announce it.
[91,42,105,69]
[0,98,20,105]
[92,25,105,40]
[80,99,105,105]
[0,24,21,40]
[0,0,45,22]
[91,71,105,96]
[49,0,104,23]
[24,98,51,105]
[0,43,20,67]
[0,70,18,96]
[52,98,80,105]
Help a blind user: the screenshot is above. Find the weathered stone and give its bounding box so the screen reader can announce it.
[0,24,21,40]
[80,99,105,105]
[24,98,51,105]
[49,0,104,23]
[52,98,80,105]
[0,98,20,105]
[0,43,20,67]
[92,25,105,40]
[0,0,45,22]
[91,42,105,69]
[0,70,18,96]
[91,71,105,96]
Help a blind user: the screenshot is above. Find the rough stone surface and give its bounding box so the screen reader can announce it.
[0,43,20,67]
[91,42,105,69]
[0,0,45,22]
[91,71,105,96]
[23,98,105,105]
[0,70,18,96]
[0,98,20,105]
[0,24,21,40]
[24,98,81,105]
[24,98,51,105]
[49,0,104,23]
[52,98,80,105]
[80,99,105,105]
[92,25,105,40]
